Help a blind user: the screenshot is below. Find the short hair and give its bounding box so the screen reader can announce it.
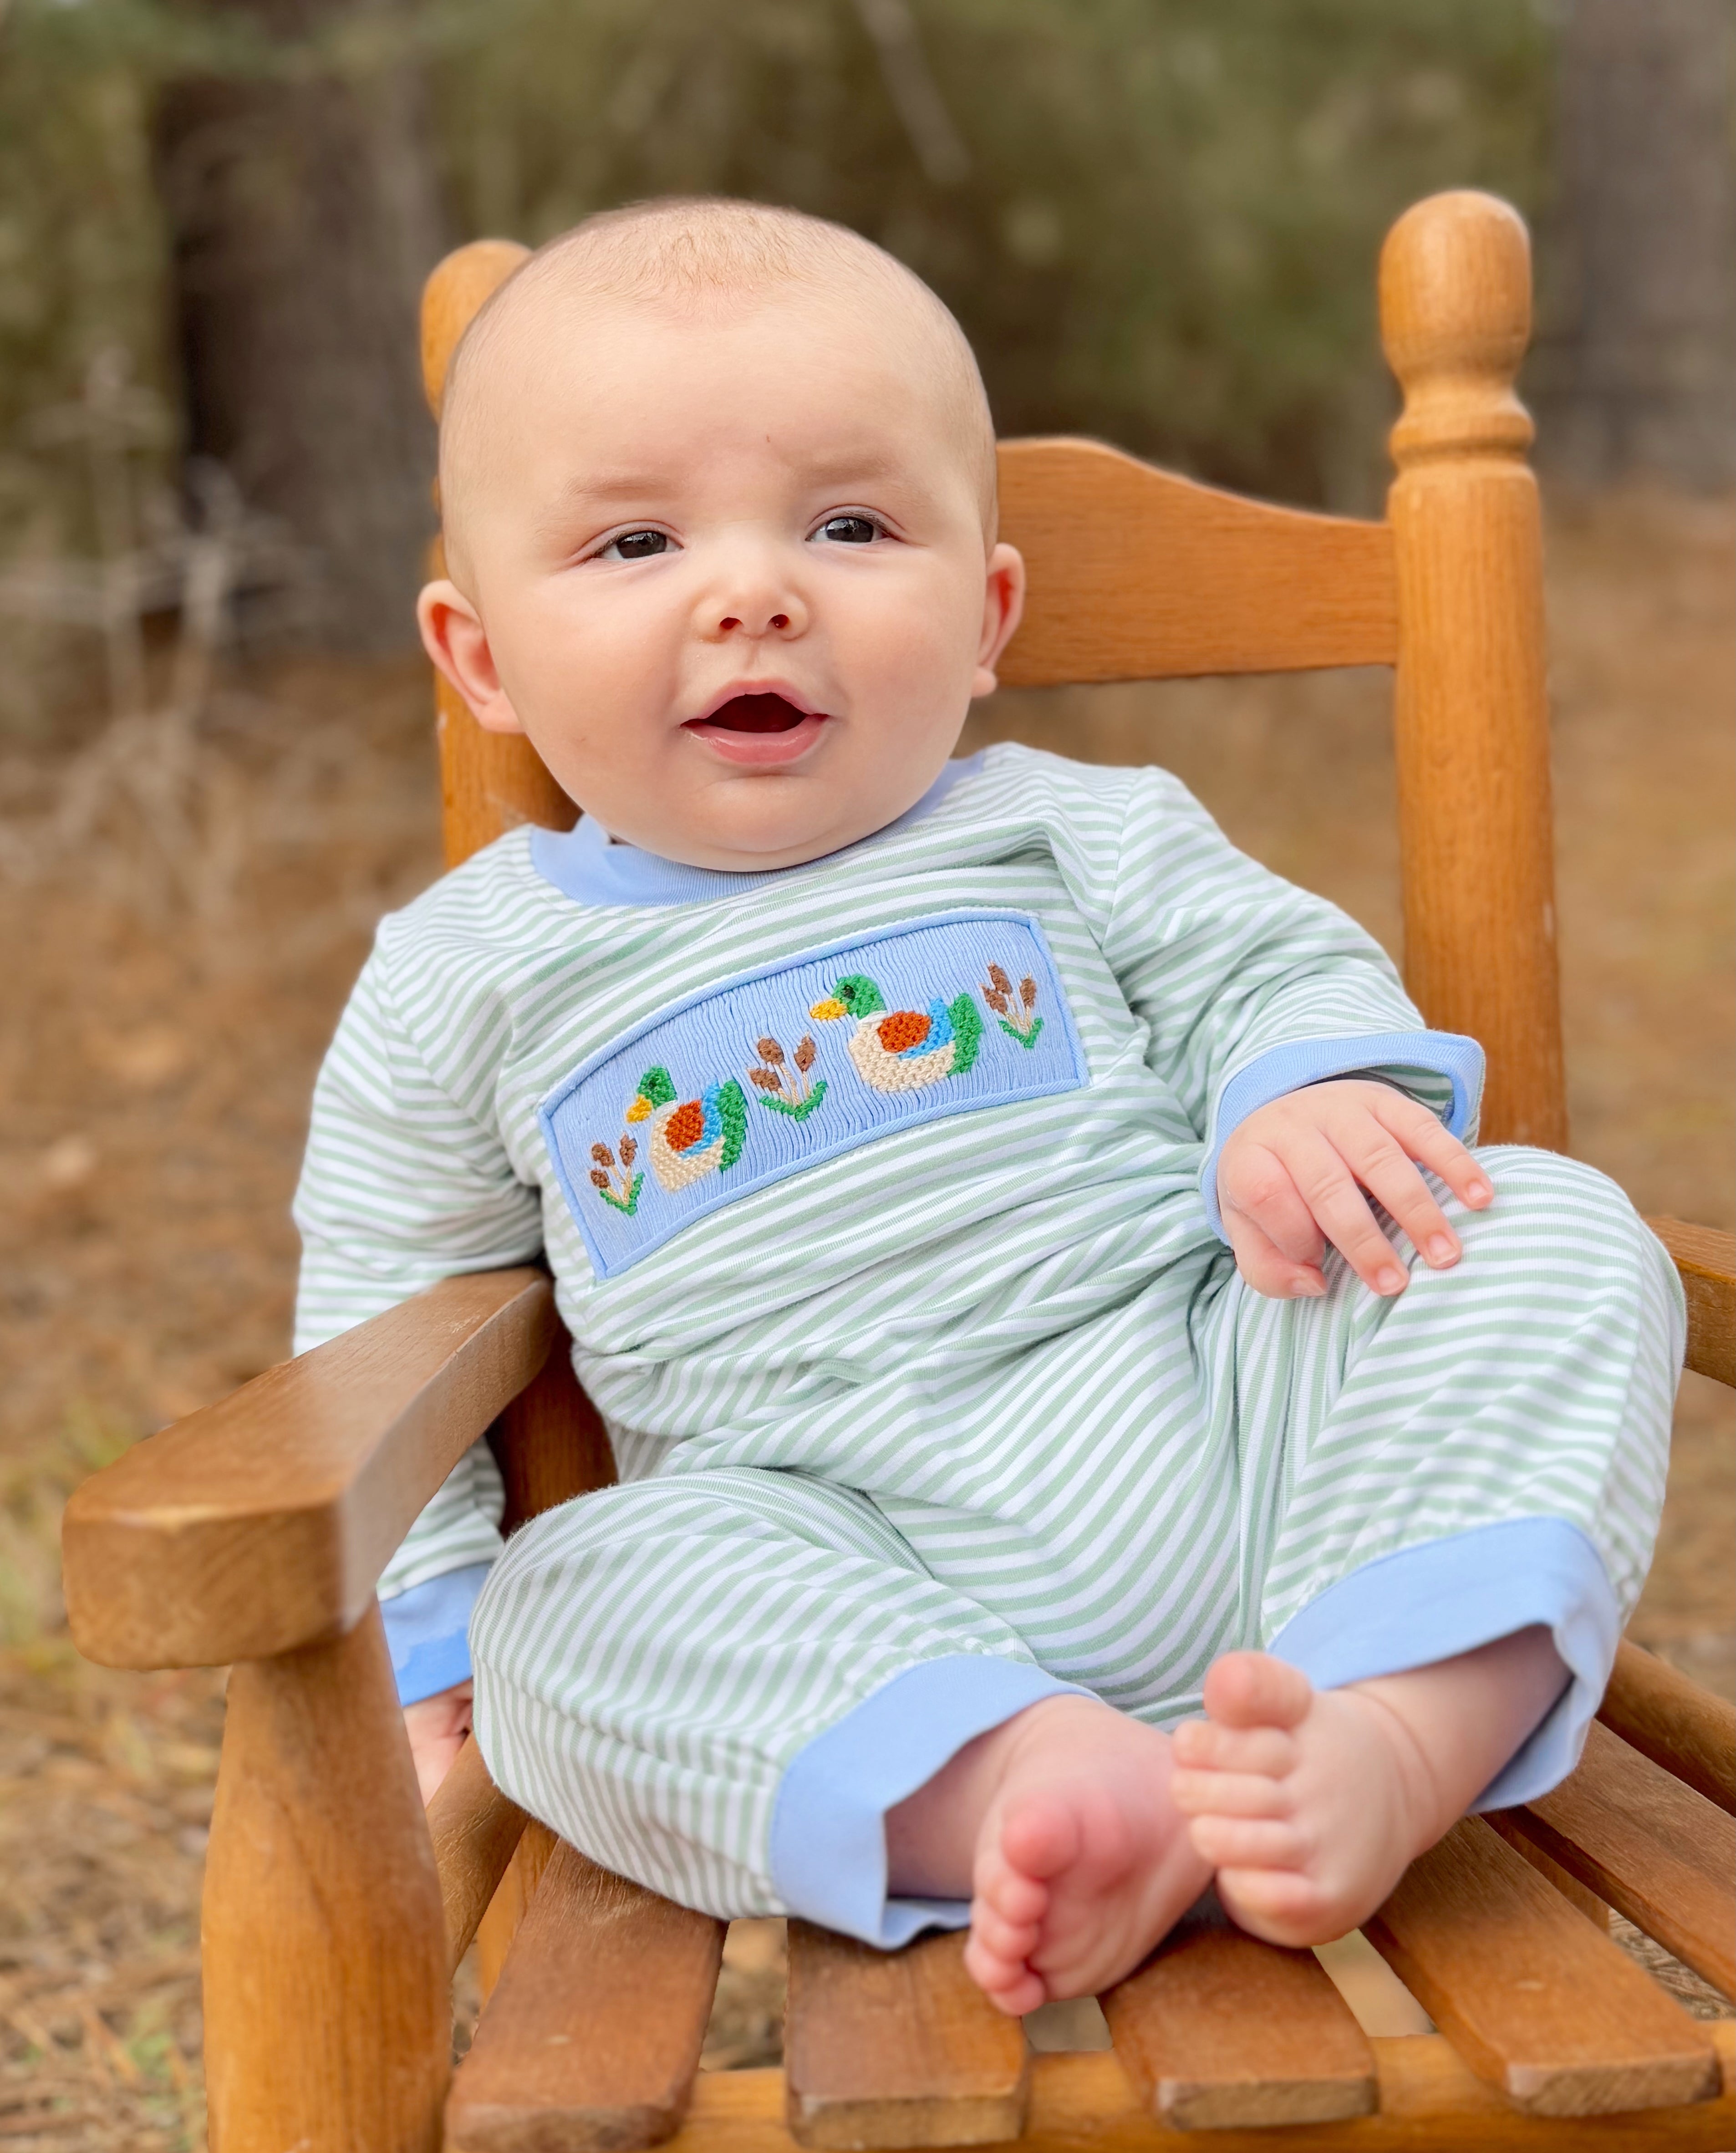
[438,197,998,575]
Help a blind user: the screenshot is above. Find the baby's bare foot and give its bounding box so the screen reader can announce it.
[1168,1652,1439,1945]
[962,1696,1209,2015]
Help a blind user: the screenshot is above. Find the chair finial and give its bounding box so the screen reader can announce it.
[1379,191,1533,471]
[421,239,532,419]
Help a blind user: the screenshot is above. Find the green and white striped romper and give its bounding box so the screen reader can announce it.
[294,745,1682,1943]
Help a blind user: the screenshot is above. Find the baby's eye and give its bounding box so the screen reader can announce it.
[812,514,883,546]
[599,529,671,562]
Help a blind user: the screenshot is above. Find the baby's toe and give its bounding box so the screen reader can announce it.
[1184,1813,1307,1870]
[1202,1651,1313,1732]
[969,1899,1042,1965]
[963,1934,1045,2016]
[1171,1720,1297,1776]
[1169,1766,1292,1819]
[998,1794,1084,1883]
[1215,1865,1345,1948]
[974,1846,1050,1925]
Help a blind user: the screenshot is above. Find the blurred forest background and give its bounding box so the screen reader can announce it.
[0,1,1732,2146]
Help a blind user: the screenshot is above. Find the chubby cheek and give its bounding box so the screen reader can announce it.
[497,583,681,775]
[831,569,980,737]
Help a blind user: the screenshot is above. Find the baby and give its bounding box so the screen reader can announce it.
[294,199,1681,2013]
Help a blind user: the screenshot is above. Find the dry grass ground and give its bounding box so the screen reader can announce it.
[0,492,1730,2147]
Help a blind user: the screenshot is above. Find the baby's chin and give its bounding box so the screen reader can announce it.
[600,763,930,874]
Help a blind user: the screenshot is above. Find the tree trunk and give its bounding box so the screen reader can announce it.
[153,0,447,650]
[1532,0,1736,490]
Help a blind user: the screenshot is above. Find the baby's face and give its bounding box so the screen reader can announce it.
[423,289,1024,871]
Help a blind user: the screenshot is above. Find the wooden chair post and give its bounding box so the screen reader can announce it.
[1380,191,1568,1150]
[202,1603,450,2152]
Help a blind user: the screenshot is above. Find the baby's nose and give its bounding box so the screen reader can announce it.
[718,610,791,633]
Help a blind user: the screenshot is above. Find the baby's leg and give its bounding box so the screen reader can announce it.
[1185,1145,1681,1945]
[1169,1628,1563,1944]
[888,1695,1208,2015]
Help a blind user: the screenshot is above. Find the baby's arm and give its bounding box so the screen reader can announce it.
[1217,1076,1492,1298]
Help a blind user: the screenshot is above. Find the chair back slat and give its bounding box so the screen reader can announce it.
[1599,1638,1736,1814]
[1099,1896,1376,2129]
[784,1921,1029,2148]
[445,1837,725,2150]
[1489,1720,1736,2003]
[1364,1816,1720,2116]
[996,439,1396,688]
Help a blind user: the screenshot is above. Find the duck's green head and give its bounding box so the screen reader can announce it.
[626,1065,677,1120]
[810,973,884,1022]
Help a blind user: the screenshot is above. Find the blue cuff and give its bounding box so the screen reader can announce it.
[380,1563,491,1706]
[769,1654,1084,1946]
[1201,1029,1485,1239]
[1267,1517,1619,1809]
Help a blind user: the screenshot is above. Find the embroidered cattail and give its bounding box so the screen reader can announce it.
[592,1142,615,1167]
[589,1169,610,1190]
[756,1037,785,1064]
[1020,977,1038,1009]
[794,1035,816,1072]
[618,1135,637,1166]
[749,1067,781,1091]
[983,985,1009,1014]
[988,963,1013,995]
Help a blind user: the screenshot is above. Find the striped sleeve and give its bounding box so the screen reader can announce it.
[1095,772,1483,1209]
[293,942,543,1602]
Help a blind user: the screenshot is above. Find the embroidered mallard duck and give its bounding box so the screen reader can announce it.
[625,1065,748,1193]
[808,973,983,1092]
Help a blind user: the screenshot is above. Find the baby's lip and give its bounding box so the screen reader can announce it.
[682,685,832,767]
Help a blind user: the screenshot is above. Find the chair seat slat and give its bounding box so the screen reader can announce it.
[1599,1637,1736,1815]
[1365,1817,1721,2117]
[784,1923,1029,2150]
[446,1838,725,2152]
[1099,1893,1377,2130]
[1489,1720,1736,2002]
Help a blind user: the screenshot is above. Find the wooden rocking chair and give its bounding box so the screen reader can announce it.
[62,189,1735,2153]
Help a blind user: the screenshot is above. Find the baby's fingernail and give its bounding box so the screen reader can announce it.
[1295,1273,1326,1297]
[1377,1266,1406,1295]
[1468,1179,1492,1204]
[1427,1234,1459,1266]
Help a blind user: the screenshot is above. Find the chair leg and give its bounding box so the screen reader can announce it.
[202,1601,450,2153]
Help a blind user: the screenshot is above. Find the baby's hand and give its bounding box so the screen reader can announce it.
[1217,1079,1492,1300]
[403,1678,474,1805]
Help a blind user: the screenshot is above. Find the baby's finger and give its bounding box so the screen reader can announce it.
[1221,1146,1325,1267]
[1333,1125,1462,1271]
[1371,1094,1494,1211]
[1222,1207,1326,1301]
[1283,1128,1410,1296]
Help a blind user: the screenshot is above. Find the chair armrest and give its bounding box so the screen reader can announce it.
[1646,1216,1735,1388]
[62,1268,556,1670]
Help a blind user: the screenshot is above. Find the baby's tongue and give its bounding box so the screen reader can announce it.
[704,693,806,733]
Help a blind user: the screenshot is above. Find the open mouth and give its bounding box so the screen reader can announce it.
[690,693,815,734]
[683,692,831,765]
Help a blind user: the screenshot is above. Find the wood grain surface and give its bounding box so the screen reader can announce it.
[421,236,530,417]
[62,1266,554,1668]
[447,1837,725,2152]
[1379,191,1566,1151]
[1364,1817,1719,2116]
[1489,1721,1735,2000]
[783,1924,1028,2149]
[994,437,1397,687]
[1645,1217,1736,1388]
[1600,1639,1736,1815]
[203,1603,450,2153]
[426,1734,530,1976]
[492,1318,617,1532]
[663,2030,1736,2153]
[1099,1893,1376,2128]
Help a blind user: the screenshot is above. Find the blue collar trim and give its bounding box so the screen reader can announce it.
[529,754,982,910]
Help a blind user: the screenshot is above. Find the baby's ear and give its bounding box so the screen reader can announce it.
[417,579,527,735]
[971,543,1026,700]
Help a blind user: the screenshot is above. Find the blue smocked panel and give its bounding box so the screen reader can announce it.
[541,909,1089,1279]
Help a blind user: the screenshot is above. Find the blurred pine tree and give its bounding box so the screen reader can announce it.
[0,0,1553,677]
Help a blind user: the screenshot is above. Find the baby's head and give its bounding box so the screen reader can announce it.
[420,199,1024,871]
